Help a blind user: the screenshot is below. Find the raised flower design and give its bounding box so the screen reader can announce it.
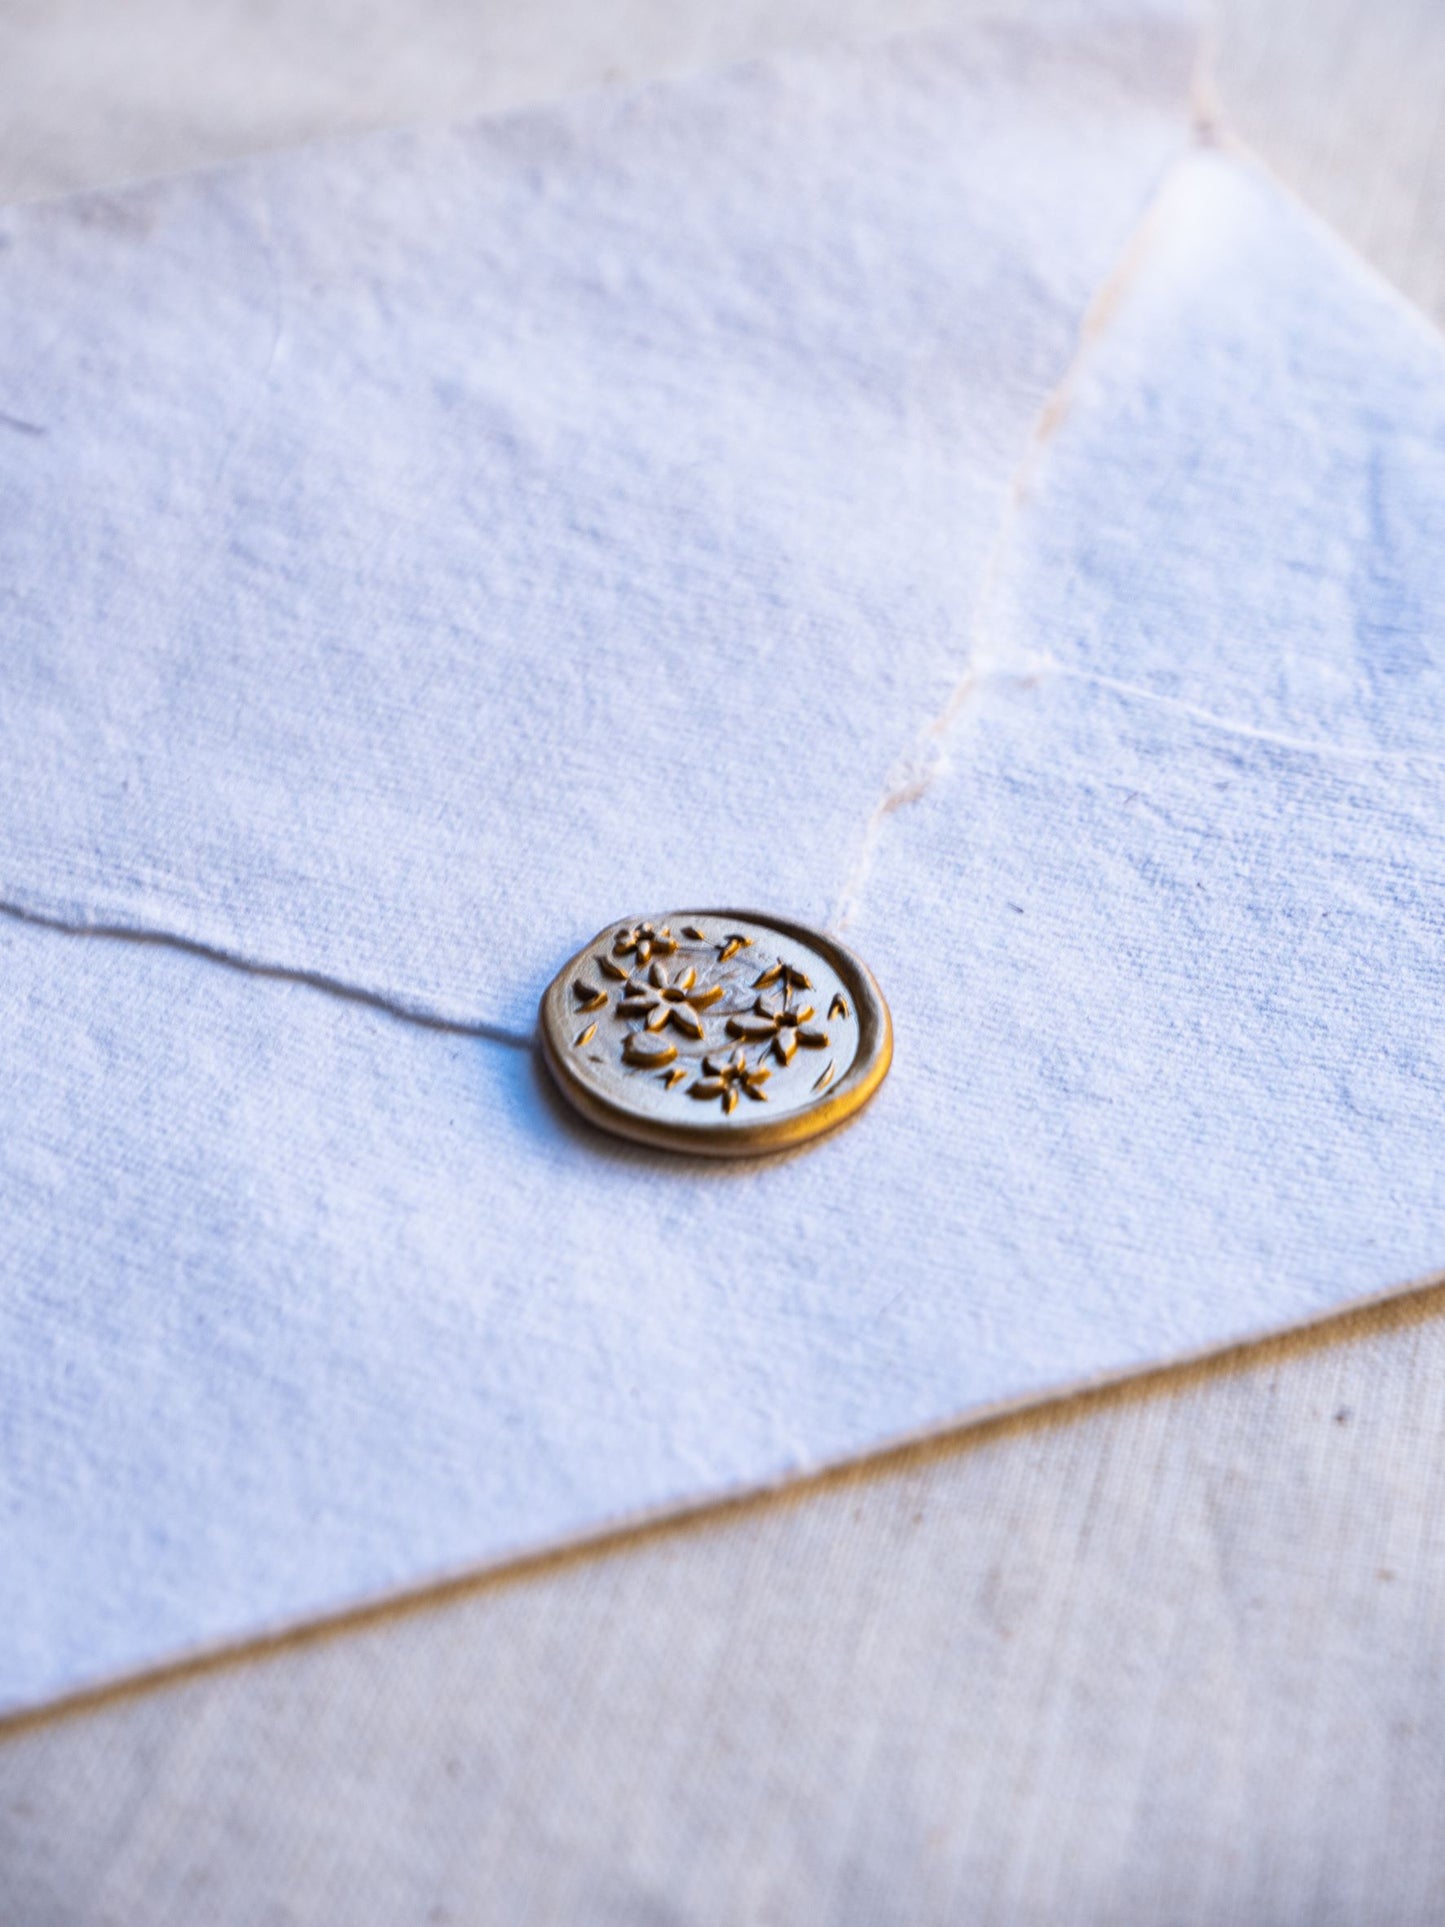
[546,913,887,1154]
[619,960,724,1040]
[726,991,830,1065]
[622,1029,680,1069]
[569,926,847,1105]
[613,922,677,966]
[689,1049,771,1114]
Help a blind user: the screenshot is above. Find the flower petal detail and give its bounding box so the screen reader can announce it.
[624,1033,677,1067]
[670,1006,705,1039]
[798,1028,830,1048]
[729,1016,776,1040]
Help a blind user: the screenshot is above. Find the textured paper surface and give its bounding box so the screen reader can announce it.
[0,10,1192,1034]
[4,6,1445,1716]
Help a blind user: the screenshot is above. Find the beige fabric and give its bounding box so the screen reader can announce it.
[0,0,1026,206]
[1213,0,1445,327]
[2,0,1445,1918]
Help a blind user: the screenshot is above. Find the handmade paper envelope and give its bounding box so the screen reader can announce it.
[4,1,1445,1714]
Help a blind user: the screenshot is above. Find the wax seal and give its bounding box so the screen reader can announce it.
[538,911,892,1157]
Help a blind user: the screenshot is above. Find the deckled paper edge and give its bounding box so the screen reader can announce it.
[6,1252,1443,1731]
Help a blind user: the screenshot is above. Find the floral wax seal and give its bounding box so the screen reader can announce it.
[538,911,892,1157]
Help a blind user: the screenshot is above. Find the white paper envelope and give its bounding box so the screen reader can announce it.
[4,2,1444,1716]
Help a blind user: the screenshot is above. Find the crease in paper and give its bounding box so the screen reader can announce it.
[831,139,1205,931]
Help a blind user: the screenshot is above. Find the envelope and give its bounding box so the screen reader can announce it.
[4,0,1443,1716]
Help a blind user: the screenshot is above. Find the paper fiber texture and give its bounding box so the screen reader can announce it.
[0,10,1192,1035]
[5,13,1445,1714]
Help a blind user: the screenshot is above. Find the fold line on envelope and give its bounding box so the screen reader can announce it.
[0,898,534,1048]
[831,135,1206,932]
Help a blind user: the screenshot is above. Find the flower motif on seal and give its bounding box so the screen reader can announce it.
[568,919,846,1117]
[613,922,677,966]
[543,912,890,1156]
[688,1049,772,1114]
[726,991,830,1065]
[618,961,724,1040]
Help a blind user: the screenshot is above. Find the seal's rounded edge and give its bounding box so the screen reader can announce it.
[537,909,892,1159]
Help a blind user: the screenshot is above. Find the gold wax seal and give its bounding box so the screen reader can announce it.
[539,911,892,1157]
